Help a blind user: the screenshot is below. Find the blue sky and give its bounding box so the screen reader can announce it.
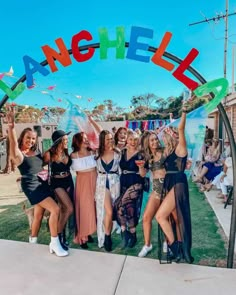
[0,0,236,110]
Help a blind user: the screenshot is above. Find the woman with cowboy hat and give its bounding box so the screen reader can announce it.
[44,129,74,251]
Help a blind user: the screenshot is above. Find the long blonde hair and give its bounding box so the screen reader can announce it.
[162,128,178,155]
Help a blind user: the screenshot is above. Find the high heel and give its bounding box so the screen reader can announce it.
[121,230,130,249]
[49,236,68,257]
[128,232,137,248]
[80,242,88,249]
[58,233,69,251]
[168,241,183,263]
[88,235,94,243]
[104,234,112,252]
[62,229,69,247]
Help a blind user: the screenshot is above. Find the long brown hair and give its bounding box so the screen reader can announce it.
[140,131,163,161]
[18,128,38,152]
[114,127,127,145]
[95,130,119,160]
[71,132,92,152]
[49,138,69,160]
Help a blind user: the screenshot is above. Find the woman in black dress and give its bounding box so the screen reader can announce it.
[114,130,147,248]
[44,130,74,250]
[156,105,194,263]
[6,107,68,257]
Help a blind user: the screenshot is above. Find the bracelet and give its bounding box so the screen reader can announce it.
[182,110,188,113]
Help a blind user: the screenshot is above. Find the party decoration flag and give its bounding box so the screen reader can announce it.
[48,85,56,90]
[58,101,99,151]
[4,66,14,77]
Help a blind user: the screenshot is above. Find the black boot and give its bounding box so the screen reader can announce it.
[168,241,182,263]
[88,235,94,243]
[58,233,69,251]
[121,230,130,249]
[62,229,69,247]
[80,242,88,249]
[104,234,112,252]
[128,232,137,248]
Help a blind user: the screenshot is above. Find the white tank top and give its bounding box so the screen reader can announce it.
[71,154,96,172]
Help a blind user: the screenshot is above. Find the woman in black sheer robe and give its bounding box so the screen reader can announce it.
[156,105,194,264]
[114,130,147,248]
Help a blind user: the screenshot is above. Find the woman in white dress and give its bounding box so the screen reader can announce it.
[95,130,120,251]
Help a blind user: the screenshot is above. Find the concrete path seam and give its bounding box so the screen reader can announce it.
[113,255,127,295]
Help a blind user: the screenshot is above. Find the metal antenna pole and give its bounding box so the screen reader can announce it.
[224,0,229,79]
[232,46,235,93]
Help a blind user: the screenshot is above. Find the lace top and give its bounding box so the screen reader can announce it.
[71,154,96,172]
[164,151,187,172]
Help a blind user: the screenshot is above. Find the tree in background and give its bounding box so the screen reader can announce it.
[131,93,159,114]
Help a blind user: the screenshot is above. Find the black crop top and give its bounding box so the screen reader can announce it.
[51,158,72,174]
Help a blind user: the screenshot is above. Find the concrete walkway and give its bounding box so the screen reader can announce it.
[204,188,236,253]
[204,189,234,241]
[0,239,236,295]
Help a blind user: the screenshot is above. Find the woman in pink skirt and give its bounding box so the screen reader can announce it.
[71,132,97,249]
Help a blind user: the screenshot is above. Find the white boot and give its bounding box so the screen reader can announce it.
[49,236,68,257]
[29,236,38,244]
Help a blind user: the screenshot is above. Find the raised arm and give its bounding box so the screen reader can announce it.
[175,104,187,157]
[88,116,103,134]
[6,107,23,166]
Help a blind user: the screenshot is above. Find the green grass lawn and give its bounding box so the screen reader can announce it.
[0,181,228,266]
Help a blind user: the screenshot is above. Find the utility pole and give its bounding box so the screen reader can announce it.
[189,1,236,83]
[189,1,236,138]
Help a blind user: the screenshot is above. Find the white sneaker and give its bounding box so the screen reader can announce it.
[29,236,38,244]
[138,244,153,257]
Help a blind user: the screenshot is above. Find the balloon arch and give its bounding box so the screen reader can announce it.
[0,37,235,268]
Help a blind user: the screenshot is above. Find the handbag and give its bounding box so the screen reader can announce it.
[143,177,150,192]
[37,161,51,184]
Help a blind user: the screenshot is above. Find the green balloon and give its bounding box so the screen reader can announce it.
[0,80,25,100]
[194,78,228,114]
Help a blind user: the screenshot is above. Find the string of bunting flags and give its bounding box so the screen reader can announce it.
[125,119,170,130]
